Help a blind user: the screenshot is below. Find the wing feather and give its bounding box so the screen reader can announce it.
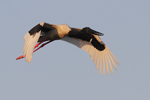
[93,50,98,68]
[99,54,102,74]
[106,52,113,73]
[104,53,109,75]
[62,36,119,75]
[95,52,99,70]
[102,53,105,75]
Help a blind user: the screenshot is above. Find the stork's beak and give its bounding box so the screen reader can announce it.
[90,28,104,36]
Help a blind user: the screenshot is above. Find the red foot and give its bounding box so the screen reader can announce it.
[16,55,24,60]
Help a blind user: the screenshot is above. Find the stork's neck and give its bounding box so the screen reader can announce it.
[57,24,71,38]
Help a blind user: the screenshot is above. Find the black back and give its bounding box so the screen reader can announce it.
[68,27,105,51]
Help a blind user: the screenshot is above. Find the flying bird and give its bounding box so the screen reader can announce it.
[16,22,119,75]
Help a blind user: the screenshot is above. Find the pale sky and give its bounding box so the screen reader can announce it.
[1,0,150,100]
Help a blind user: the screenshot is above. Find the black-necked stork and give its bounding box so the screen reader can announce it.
[16,22,119,75]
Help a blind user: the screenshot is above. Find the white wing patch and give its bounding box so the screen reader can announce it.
[23,31,41,63]
[62,37,119,75]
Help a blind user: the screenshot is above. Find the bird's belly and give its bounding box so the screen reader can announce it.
[46,29,60,40]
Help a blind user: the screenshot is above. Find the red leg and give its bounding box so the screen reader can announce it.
[33,41,52,52]
[16,40,52,60]
[34,41,43,49]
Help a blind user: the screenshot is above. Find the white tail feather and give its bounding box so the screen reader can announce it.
[23,32,41,63]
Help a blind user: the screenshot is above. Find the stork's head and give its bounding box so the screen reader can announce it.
[81,27,104,36]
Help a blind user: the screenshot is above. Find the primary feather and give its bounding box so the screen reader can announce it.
[62,36,119,75]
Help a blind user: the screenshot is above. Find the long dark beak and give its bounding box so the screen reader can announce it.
[90,28,104,36]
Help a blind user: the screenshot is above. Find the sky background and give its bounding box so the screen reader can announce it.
[1,0,150,100]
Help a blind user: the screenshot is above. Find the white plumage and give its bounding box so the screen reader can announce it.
[62,36,119,75]
[23,31,41,63]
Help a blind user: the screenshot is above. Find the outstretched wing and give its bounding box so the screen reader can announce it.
[62,35,119,75]
[23,22,55,63]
